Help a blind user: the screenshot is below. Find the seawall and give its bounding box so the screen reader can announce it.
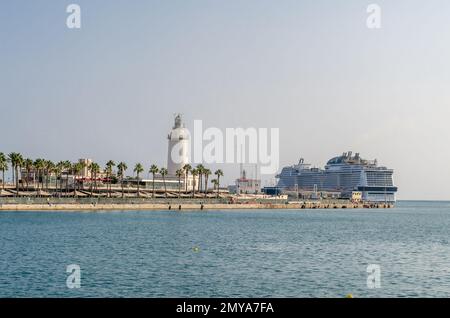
[0,198,393,211]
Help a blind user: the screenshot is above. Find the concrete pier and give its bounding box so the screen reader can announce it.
[0,199,394,211]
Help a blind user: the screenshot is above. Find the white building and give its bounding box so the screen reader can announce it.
[229,169,261,194]
[167,114,190,175]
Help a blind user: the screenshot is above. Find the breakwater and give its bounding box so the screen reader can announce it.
[0,197,393,211]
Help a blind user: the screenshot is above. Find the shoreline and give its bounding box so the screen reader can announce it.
[0,202,393,211]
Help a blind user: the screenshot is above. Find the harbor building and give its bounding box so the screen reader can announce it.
[228,167,261,195]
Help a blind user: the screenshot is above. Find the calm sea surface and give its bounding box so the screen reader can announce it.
[0,201,449,298]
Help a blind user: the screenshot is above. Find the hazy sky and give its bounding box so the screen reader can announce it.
[1,1,450,200]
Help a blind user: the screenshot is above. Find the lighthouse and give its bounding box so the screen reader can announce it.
[167,114,190,175]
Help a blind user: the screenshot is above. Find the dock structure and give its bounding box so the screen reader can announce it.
[0,198,393,211]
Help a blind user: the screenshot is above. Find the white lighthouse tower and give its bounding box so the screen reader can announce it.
[167,114,190,175]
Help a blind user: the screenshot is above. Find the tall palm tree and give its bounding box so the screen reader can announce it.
[191,168,198,198]
[0,153,8,190]
[16,154,24,195]
[8,152,22,195]
[175,169,184,199]
[45,160,55,191]
[196,164,205,193]
[214,169,223,198]
[211,179,218,193]
[149,164,159,198]
[24,158,34,192]
[34,159,45,192]
[203,168,211,198]
[63,160,72,194]
[7,153,17,190]
[160,168,168,198]
[117,162,127,199]
[72,162,83,194]
[89,162,100,196]
[134,163,144,197]
[56,161,65,195]
[105,160,115,198]
[183,164,192,194]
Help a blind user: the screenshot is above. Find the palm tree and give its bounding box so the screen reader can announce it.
[160,168,168,198]
[191,168,199,198]
[8,152,22,195]
[175,169,184,199]
[149,164,159,198]
[196,164,205,193]
[63,161,72,194]
[214,169,223,198]
[56,161,65,195]
[7,153,17,190]
[117,162,127,198]
[0,153,8,190]
[211,179,219,193]
[203,168,211,198]
[105,160,115,198]
[45,160,55,191]
[183,164,192,194]
[72,162,83,194]
[16,154,24,195]
[134,163,144,197]
[33,159,44,192]
[24,158,34,192]
[89,162,100,196]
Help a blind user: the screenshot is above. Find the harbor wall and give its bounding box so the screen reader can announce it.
[0,197,393,211]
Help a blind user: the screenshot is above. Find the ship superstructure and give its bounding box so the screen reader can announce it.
[276,152,397,202]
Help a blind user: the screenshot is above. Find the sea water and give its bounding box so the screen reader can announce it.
[0,201,449,297]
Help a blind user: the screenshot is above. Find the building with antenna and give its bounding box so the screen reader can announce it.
[229,165,261,194]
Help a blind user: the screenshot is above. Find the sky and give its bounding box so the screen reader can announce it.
[1,0,450,200]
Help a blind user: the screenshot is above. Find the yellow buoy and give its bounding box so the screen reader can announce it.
[192,247,200,252]
[345,293,353,298]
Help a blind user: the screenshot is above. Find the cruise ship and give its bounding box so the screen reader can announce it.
[276,152,397,202]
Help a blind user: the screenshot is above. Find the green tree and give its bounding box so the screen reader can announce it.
[183,164,192,193]
[56,161,65,195]
[149,164,159,198]
[7,153,17,190]
[105,160,116,198]
[0,153,8,190]
[8,153,23,195]
[63,160,72,194]
[72,162,84,194]
[34,159,45,192]
[24,158,34,192]
[89,162,100,197]
[191,168,199,198]
[134,163,144,197]
[175,169,184,199]
[214,169,223,198]
[203,168,211,198]
[160,167,168,198]
[196,164,205,193]
[117,162,128,199]
[211,179,218,192]
[15,154,24,195]
[45,160,55,191]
